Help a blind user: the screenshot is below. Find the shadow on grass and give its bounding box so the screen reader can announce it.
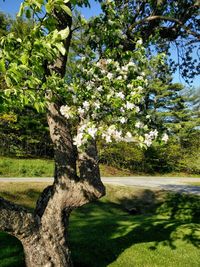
[70,191,200,267]
[0,189,41,212]
[0,189,200,267]
[0,232,25,267]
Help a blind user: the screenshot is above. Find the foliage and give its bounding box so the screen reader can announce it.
[0,1,170,152]
[112,0,200,83]
[0,108,53,157]
[99,130,200,174]
[0,0,199,167]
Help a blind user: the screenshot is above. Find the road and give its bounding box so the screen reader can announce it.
[0,176,200,195]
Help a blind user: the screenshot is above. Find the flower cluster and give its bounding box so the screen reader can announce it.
[60,47,168,148]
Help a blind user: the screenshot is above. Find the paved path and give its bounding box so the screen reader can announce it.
[0,176,200,195]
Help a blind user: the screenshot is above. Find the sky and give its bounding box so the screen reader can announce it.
[0,0,199,88]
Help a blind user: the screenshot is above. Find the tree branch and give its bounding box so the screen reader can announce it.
[0,197,35,238]
[129,15,200,40]
[78,140,105,200]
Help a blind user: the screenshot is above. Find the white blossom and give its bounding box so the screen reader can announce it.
[149,129,158,138]
[106,59,112,64]
[120,107,125,113]
[107,125,116,135]
[60,105,73,119]
[137,76,143,81]
[78,107,85,116]
[73,133,84,147]
[127,84,133,89]
[105,135,112,143]
[126,101,135,110]
[124,132,134,142]
[144,133,152,147]
[96,61,102,67]
[102,132,112,143]
[135,106,140,113]
[87,126,97,138]
[94,101,101,109]
[83,101,90,109]
[97,86,103,92]
[162,133,169,142]
[116,92,125,99]
[122,66,128,72]
[127,62,135,67]
[107,73,113,79]
[135,121,144,128]
[119,117,126,124]
[137,39,143,45]
[108,19,114,26]
[144,129,158,147]
[113,130,122,141]
[137,86,143,91]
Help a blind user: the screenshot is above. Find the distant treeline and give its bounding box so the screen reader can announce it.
[0,107,199,174]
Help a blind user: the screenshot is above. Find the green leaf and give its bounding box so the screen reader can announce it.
[4,89,12,97]
[55,43,66,55]
[45,3,52,13]
[25,9,31,19]
[34,102,40,112]
[58,27,70,40]
[0,59,6,72]
[60,5,72,16]
[17,3,24,17]
[21,54,29,65]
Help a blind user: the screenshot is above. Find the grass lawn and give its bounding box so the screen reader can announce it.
[0,157,133,177]
[1,157,200,178]
[0,183,200,267]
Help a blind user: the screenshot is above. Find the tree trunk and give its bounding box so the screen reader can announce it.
[0,102,105,267]
[22,211,73,267]
[0,2,105,265]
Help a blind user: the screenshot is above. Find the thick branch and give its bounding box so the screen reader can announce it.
[129,15,200,40]
[47,102,77,181]
[0,197,35,238]
[78,140,106,200]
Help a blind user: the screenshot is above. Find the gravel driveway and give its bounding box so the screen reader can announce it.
[0,176,200,195]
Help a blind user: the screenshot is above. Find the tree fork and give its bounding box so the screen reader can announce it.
[0,1,105,266]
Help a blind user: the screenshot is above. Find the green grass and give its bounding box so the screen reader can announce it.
[0,157,134,177]
[1,157,199,178]
[0,157,54,177]
[0,183,200,267]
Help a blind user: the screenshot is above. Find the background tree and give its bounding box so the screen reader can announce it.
[113,0,200,82]
[0,15,52,158]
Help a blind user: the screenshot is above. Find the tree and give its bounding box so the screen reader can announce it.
[0,1,198,266]
[113,0,200,83]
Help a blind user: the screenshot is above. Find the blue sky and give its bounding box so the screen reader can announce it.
[0,0,102,18]
[0,0,199,88]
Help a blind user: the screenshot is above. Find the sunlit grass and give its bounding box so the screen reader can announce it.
[0,183,200,267]
[0,157,134,177]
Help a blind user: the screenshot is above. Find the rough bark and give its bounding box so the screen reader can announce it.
[0,2,105,266]
[0,102,105,267]
[0,197,35,238]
